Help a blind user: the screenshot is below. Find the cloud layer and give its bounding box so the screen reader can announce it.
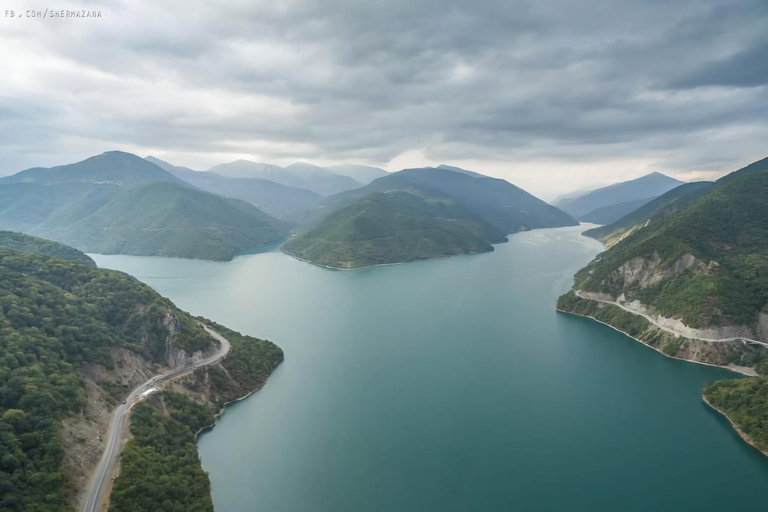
[1,0,767,196]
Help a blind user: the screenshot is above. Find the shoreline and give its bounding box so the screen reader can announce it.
[193,358,284,440]
[556,308,757,377]
[280,246,494,271]
[702,395,768,459]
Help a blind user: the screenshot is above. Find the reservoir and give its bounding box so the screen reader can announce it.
[92,225,768,511]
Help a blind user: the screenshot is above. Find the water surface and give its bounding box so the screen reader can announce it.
[92,225,768,511]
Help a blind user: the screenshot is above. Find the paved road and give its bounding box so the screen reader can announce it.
[575,290,768,348]
[82,324,231,512]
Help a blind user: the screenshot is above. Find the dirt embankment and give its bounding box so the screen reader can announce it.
[61,348,156,508]
[62,327,220,510]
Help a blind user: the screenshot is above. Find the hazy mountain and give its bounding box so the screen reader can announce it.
[283,162,363,196]
[0,151,289,260]
[580,197,658,225]
[283,166,576,267]
[146,156,321,218]
[208,160,363,196]
[283,190,507,268]
[207,160,285,180]
[555,172,684,220]
[31,181,288,260]
[289,166,577,233]
[583,181,715,246]
[323,164,388,184]
[435,164,487,178]
[1,150,185,186]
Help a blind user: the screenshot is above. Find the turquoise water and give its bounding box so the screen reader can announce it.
[92,225,768,511]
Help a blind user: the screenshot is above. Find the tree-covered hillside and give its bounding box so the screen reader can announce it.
[555,172,683,220]
[0,231,95,267]
[32,181,289,261]
[289,166,577,233]
[146,156,321,218]
[704,378,768,455]
[583,181,715,246]
[0,241,214,511]
[0,152,290,261]
[568,159,768,330]
[283,190,507,268]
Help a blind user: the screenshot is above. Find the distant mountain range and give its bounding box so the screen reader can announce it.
[555,172,684,224]
[0,151,578,266]
[0,151,289,260]
[207,160,377,196]
[284,166,577,268]
[290,165,577,231]
[146,156,321,218]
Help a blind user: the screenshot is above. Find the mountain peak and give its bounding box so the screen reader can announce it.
[0,151,184,186]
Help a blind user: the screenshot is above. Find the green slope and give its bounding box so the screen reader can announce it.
[0,235,283,511]
[208,160,363,196]
[32,181,289,261]
[566,157,768,330]
[0,231,95,267]
[583,181,715,246]
[0,151,185,186]
[0,152,289,260]
[560,157,768,459]
[146,156,321,218]
[580,196,657,225]
[0,182,118,232]
[283,190,507,268]
[555,172,683,219]
[0,243,210,511]
[289,166,577,233]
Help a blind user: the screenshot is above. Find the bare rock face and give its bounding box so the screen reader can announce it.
[758,312,768,343]
[166,346,205,369]
[586,252,760,342]
[62,347,157,510]
[609,253,701,291]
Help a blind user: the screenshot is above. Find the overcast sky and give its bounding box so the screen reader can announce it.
[1,0,766,198]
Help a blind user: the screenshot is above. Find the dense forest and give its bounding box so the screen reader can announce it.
[0,231,96,267]
[284,190,507,268]
[109,392,215,512]
[0,238,215,510]
[704,378,768,454]
[110,325,283,510]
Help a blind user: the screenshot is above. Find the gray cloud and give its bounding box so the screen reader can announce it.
[1,0,767,195]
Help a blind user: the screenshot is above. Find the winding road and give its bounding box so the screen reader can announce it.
[82,325,231,512]
[575,290,768,348]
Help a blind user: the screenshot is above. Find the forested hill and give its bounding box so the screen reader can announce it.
[0,240,212,510]
[564,156,768,333]
[289,166,577,232]
[0,233,284,511]
[283,190,508,268]
[31,181,289,261]
[0,230,96,267]
[0,151,290,260]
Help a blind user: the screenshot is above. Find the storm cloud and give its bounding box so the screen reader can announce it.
[1,0,766,197]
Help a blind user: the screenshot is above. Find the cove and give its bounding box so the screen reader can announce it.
[91,225,768,512]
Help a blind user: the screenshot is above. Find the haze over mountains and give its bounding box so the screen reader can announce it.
[146,156,321,218]
[208,160,373,196]
[555,172,684,225]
